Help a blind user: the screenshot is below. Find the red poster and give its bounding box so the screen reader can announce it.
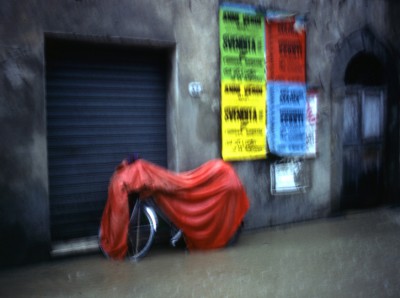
[266,18,306,82]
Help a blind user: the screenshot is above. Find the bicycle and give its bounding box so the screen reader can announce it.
[127,193,184,261]
[99,157,248,262]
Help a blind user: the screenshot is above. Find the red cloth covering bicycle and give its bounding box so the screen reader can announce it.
[99,159,250,260]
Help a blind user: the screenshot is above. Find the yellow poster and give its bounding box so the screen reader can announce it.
[219,4,267,161]
[221,81,266,160]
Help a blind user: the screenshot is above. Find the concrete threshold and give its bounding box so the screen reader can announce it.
[51,236,100,258]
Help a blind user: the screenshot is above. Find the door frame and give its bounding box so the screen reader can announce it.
[330,27,400,212]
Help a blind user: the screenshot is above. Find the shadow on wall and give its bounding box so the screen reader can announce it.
[0,222,28,267]
[0,221,51,268]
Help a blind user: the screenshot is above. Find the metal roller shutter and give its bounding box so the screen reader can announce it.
[46,40,168,242]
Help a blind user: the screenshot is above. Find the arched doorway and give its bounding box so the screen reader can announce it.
[331,27,399,211]
[342,53,386,208]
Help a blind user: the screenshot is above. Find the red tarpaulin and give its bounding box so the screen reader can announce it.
[99,159,250,260]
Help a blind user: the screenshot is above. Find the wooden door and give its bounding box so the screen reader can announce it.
[341,87,386,209]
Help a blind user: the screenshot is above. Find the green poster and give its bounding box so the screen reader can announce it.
[219,6,266,82]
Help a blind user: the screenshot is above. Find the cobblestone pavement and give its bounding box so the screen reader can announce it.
[1,207,400,298]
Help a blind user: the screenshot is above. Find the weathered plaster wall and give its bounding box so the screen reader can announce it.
[0,0,398,265]
[0,1,50,265]
[167,0,221,170]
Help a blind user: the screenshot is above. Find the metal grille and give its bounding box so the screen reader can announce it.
[46,41,168,241]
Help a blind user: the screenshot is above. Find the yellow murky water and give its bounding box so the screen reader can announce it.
[1,208,400,297]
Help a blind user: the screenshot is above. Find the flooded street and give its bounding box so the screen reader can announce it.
[1,207,400,298]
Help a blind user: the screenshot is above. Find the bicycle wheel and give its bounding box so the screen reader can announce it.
[127,200,157,261]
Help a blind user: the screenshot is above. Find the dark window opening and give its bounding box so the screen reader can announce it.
[344,53,385,86]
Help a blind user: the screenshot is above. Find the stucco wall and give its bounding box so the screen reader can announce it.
[0,0,398,266]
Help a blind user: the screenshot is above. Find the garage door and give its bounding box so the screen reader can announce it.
[46,40,168,242]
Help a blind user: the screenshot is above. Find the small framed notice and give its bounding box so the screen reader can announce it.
[270,160,310,195]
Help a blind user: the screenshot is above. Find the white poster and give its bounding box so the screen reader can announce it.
[305,90,318,157]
